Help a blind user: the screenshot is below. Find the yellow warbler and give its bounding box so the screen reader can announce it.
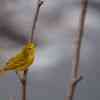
[0,42,37,75]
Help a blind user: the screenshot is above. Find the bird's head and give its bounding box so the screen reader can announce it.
[22,42,37,56]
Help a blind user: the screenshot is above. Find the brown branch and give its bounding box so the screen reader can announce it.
[31,0,44,42]
[21,0,43,99]
[65,0,88,100]
[21,70,28,100]
[16,0,44,100]
[16,70,28,100]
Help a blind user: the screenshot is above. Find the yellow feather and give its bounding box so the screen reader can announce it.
[0,42,36,75]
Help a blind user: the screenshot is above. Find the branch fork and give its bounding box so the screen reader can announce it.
[71,76,83,86]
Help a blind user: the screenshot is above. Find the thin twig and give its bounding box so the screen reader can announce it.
[16,0,44,100]
[65,0,88,100]
[16,70,28,100]
[31,0,44,42]
[22,0,43,99]
[21,70,28,100]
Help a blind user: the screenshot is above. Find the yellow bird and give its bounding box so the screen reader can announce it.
[0,42,37,75]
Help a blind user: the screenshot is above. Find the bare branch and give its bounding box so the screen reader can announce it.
[31,0,44,42]
[16,0,44,100]
[21,70,28,100]
[65,0,88,100]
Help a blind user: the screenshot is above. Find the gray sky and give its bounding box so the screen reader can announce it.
[0,0,100,100]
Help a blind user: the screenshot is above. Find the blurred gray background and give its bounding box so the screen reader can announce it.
[0,0,100,100]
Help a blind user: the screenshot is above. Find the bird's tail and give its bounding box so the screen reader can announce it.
[0,68,7,76]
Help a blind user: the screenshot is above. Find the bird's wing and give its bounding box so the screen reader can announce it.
[5,53,26,70]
